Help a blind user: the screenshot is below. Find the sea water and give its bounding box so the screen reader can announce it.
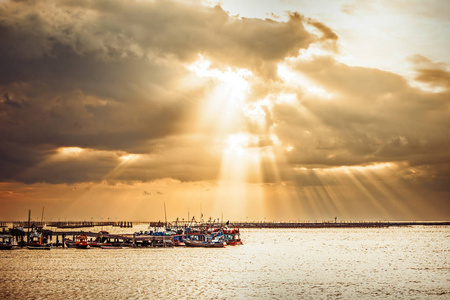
[0,226,449,299]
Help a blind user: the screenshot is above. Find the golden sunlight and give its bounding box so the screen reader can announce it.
[119,154,140,162]
[278,63,333,99]
[190,55,253,134]
[58,147,84,156]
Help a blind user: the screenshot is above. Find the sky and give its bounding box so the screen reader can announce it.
[0,0,449,222]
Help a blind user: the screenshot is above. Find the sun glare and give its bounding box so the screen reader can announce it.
[58,147,84,155]
[119,154,140,162]
[278,63,333,99]
[187,55,277,219]
[225,133,250,154]
[189,55,253,135]
[188,55,252,82]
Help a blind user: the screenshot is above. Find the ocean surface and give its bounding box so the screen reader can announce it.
[0,226,449,299]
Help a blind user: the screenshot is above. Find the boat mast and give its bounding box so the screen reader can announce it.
[41,207,45,227]
[164,200,167,228]
[27,209,31,242]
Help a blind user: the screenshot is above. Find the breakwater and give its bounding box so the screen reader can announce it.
[232,221,450,228]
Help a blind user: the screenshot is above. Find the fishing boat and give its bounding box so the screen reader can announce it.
[184,228,226,248]
[224,228,243,246]
[100,245,122,249]
[86,231,114,247]
[0,234,14,250]
[184,239,226,248]
[27,229,51,250]
[28,245,51,250]
[0,242,13,250]
[173,235,185,246]
[64,234,90,249]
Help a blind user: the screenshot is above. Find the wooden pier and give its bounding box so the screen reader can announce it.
[49,231,173,248]
[11,221,134,229]
[2,228,173,248]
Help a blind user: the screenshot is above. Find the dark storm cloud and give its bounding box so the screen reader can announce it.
[0,0,314,82]
[0,0,322,184]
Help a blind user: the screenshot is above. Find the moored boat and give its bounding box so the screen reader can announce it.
[184,239,226,248]
[0,243,13,250]
[65,234,90,249]
[88,242,113,248]
[27,229,51,250]
[224,228,243,246]
[27,245,51,250]
[173,235,185,246]
[0,234,14,250]
[184,228,226,248]
[100,245,122,249]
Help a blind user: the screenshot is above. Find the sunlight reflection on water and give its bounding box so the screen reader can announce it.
[1,227,449,299]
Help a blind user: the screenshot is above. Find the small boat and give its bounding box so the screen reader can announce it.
[100,245,122,249]
[173,235,185,247]
[65,234,90,249]
[224,228,243,246]
[88,242,113,248]
[27,229,51,250]
[0,243,13,250]
[0,234,14,250]
[27,245,51,250]
[184,239,226,248]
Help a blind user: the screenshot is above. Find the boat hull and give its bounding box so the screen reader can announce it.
[0,244,13,250]
[88,242,113,248]
[27,246,51,250]
[100,246,122,249]
[227,241,243,246]
[64,239,90,249]
[64,239,77,248]
[184,240,226,248]
[174,241,185,247]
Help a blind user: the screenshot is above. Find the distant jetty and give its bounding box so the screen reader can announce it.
[232,221,450,228]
